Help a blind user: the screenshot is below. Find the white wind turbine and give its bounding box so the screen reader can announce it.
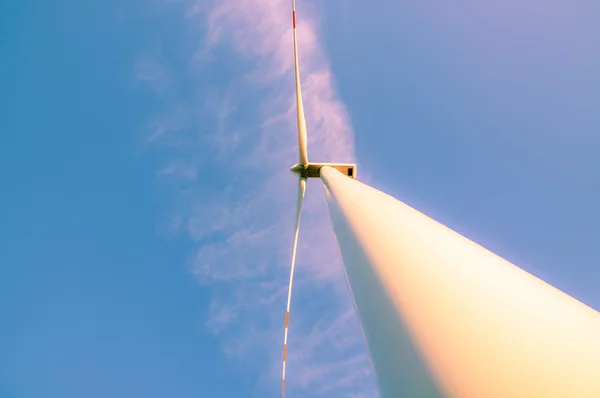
[281,1,600,397]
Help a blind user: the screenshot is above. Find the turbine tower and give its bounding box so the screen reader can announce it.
[281,1,600,397]
[281,0,355,395]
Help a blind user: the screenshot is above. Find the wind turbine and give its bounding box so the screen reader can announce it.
[281,1,600,397]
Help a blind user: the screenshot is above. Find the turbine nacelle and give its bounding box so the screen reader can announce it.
[290,163,357,179]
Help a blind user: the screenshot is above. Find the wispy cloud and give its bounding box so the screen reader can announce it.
[137,0,377,396]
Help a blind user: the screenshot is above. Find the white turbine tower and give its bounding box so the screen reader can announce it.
[281,1,600,397]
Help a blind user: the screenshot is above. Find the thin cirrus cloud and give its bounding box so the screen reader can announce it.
[137,0,377,396]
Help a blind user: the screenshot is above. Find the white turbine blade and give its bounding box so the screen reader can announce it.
[292,0,309,166]
[281,176,306,397]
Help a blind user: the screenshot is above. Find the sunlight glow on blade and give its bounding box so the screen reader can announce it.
[292,0,308,166]
[281,176,306,396]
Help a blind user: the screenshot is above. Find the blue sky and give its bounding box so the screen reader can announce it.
[1,0,599,397]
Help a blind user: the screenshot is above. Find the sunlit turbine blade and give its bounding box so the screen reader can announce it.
[281,176,307,396]
[292,0,309,166]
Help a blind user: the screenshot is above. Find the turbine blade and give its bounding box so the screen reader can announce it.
[282,176,307,397]
[292,0,309,166]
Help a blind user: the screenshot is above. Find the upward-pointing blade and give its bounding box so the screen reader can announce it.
[281,176,306,396]
[292,0,308,166]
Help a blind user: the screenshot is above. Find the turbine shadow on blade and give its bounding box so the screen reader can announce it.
[280,0,356,396]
